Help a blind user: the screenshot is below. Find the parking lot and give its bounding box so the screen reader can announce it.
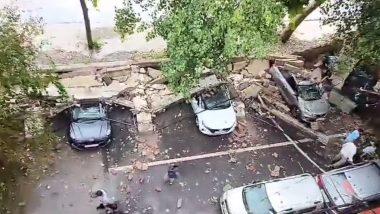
[16,102,340,214]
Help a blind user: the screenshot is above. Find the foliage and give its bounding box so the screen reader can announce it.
[282,0,309,17]
[91,0,99,7]
[92,39,103,50]
[114,0,140,40]
[322,0,380,63]
[0,7,64,211]
[0,7,66,120]
[115,0,285,96]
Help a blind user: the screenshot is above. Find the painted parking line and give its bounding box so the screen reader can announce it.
[109,138,314,172]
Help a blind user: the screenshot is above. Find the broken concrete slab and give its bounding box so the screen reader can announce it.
[310,122,320,131]
[232,61,249,72]
[137,112,153,124]
[147,67,162,79]
[133,96,149,111]
[59,76,103,88]
[148,84,166,90]
[138,123,154,133]
[274,102,290,112]
[109,98,134,109]
[328,89,357,113]
[235,101,246,120]
[238,82,250,91]
[150,93,182,113]
[40,60,135,74]
[139,67,147,74]
[150,77,166,84]
[242,85,262,99]
[137,73,153,84]
[260,104,328,143]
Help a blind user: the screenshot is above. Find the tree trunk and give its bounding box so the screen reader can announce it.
[79,0,94,49]
[280,0,325,43]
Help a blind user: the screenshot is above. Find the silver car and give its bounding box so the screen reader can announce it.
[316,160,380,213]
[270,67,329,122]
[220,174,326,214]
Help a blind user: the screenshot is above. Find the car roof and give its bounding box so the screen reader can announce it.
[265,174,324,212]
[321,161,380,205]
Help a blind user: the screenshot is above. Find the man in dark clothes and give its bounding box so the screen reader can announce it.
[164,164,179,184]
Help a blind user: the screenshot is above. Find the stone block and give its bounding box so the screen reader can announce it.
[132,96,148,111]
[241,85,262,99]
[147,67,162,79]
[138,123,154,133]
[137,112,153,124]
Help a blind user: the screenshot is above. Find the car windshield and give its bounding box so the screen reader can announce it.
[298,84,322,101]
[202,88,231,110]
[72,105,105,122]
[243,184,275,214]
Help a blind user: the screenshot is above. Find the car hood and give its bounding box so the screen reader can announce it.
[299,97,329,117]
[225,187,248,214]
[198,106,236,130]
[70,119,110,142]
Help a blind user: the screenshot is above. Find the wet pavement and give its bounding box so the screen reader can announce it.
[13,103,335,214]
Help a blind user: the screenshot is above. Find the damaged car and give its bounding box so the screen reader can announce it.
[191,85,236,136]
[69,102,112,150]
[316,160,380,213]
[270,67,330,122]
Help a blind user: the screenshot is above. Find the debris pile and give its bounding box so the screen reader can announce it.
[228,55,308,116]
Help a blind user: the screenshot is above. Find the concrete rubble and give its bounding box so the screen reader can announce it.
[45,60,223,134]
[43,54,361,144]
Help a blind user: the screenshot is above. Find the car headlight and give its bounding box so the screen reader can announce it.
[69,131,76,140]
[106,129,111,135]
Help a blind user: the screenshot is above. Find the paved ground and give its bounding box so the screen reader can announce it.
[153,102,309,160]
[13,102,336,214]
[116,145,322,214]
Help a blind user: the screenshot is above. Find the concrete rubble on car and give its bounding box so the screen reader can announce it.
[44,60,223,134]
[43,54,353,144]
[225,55,336,144]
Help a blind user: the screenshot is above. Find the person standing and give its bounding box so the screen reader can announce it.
[164,164,179,185]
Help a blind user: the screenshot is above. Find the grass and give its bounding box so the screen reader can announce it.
[90,39,104,51]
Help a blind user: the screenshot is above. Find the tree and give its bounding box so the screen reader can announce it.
[115,0,285,95]
[280,0,326,43]
[322,0,380,63]
[79,0,94,49]
[79,0,99,50]
[0,7,65,210]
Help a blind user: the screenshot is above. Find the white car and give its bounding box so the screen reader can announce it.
[220,174,326,214]
[191,86,236,136]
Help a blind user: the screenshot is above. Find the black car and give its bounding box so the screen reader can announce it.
[69,102,112,150]
[341,62,379,108]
